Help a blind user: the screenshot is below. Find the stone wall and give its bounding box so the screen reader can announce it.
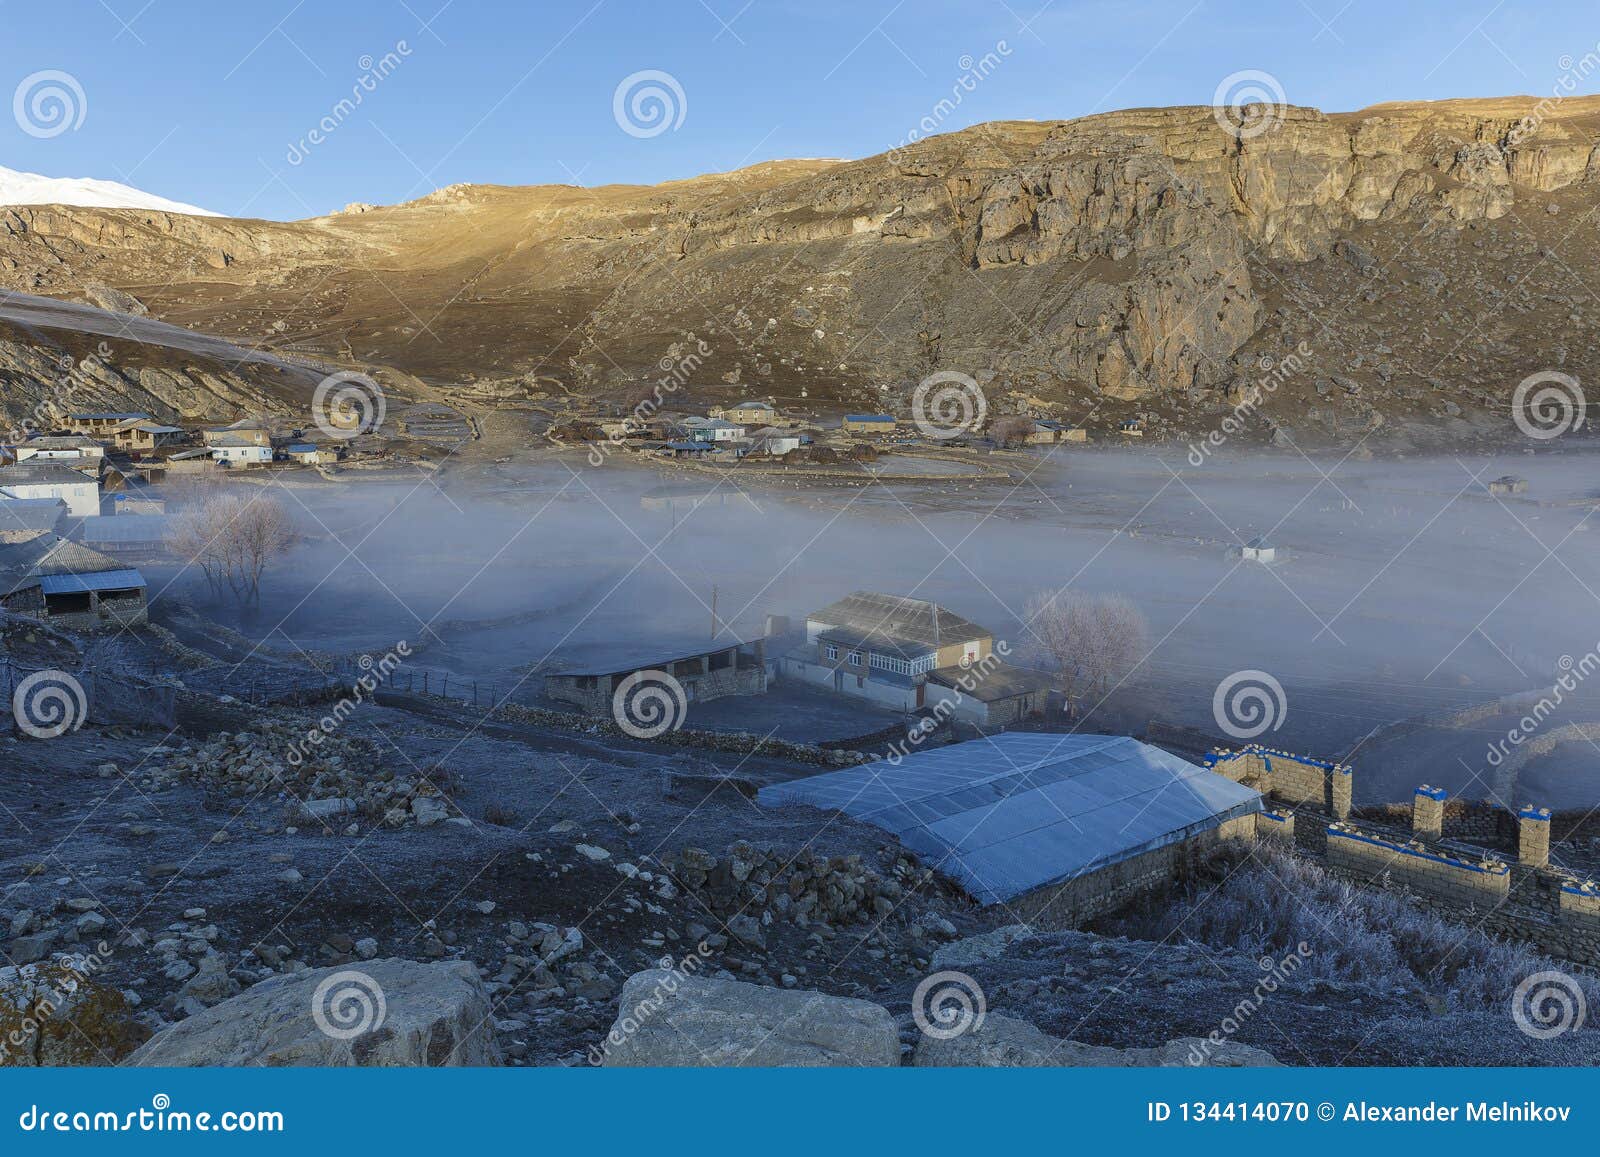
[1208,741,1600,967]
[1206,746,1350,817]
[1005,814,1257,930]
[1326,824,1511,911]
[544,659,765,716]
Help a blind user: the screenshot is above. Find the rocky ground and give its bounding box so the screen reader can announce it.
[4,649,1597,1066]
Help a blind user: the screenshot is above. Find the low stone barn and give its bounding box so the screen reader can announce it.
[544,637,768,716]
[3,567,148,629]
[758,733,1261,928]
[0,538,149,629]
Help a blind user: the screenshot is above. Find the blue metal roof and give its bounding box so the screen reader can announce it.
[35,568,146,595]
[758,733,1262,905]
[845,414,895,422]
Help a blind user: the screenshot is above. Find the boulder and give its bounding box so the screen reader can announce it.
[600,970,899,1067]
[1,956,141,1066]
[912,1013,1280,1067]
[176,952,240,1014]
[128,958,500,1066]
[929,924,1032,970]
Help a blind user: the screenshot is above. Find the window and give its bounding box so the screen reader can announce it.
[847,650,862,665]
[868,652,938,675]
[825,644,838,660]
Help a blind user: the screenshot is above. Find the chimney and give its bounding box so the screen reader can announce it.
[1518,805,1552,868]
[1412,785,1445,841]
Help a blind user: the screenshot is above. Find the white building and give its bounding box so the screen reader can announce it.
[10,436,105,463]
[210,441,273,466]
[1231,536,1277,563]
[0,463,101,518]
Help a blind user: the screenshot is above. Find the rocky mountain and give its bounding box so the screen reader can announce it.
[3,94,1600,444]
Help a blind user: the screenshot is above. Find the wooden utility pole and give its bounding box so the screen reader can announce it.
[710,585,718,639]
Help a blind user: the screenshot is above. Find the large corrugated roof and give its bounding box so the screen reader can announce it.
[809,591,988,651]
[757,733,1261,905]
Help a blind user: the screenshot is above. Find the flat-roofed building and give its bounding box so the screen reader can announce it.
[841,414,897,435]
[543,637,769,717]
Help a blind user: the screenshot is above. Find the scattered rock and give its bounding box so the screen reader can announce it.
[911,1013,1281,1067]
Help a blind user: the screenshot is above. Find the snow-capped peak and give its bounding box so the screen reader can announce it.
[0,164,219,217]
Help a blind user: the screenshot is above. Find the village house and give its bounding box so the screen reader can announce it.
[201,419,273,448]
[0,537,148,629]
[79,514,169,557]
[711,400,780,425]
[0,463,101,518]
[780,591,1056,724]
[656,441,717,460]
[923,662,1058,727]
[841,414,897,436]
[678,416,746,444]
[284,442,336,465]
[110,493,166,516]
[208,435,274,466]
[0,498,66,543]
[759,732,1262,927]
[6,435,106,464]
[543,637,769,716]
[1229,536,1277,563]
[745,427,809,456]
[1488,475,1528,497]
[1023,419,1089,446]
[66,412,150,436]
[110,417,185,452]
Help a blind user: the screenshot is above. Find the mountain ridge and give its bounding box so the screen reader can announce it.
[3,93,1599,446]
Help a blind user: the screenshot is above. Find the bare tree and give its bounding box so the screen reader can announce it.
[988,415,1036,447]
[1026,589,1150,702]
[166,501,230,599]
[227,498,294,606]
[165,494,294,606]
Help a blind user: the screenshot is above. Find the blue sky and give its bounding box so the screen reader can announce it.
[3,0,1597,219]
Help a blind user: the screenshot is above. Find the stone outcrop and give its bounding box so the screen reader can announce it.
[911,1012,1281,1067]
[0,955,142,1066]
[127,958,501,1066]
[599,970,901,1066]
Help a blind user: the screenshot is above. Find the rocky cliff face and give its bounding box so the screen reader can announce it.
[2,95,1598,442]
